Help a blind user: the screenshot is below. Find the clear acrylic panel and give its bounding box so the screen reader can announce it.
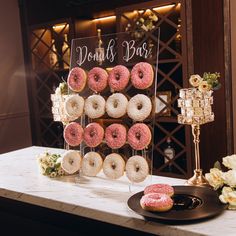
[67,30,160,191]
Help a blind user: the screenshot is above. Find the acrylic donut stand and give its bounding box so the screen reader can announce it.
[52,31,160,190]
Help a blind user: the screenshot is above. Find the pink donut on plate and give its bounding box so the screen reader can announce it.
[88,67,108,93]
[63,122,83,146]
[105,124,127,149]
[144,184,174,197]
[108,65,130,92]
[140,193,173,212]
[131,62,154,89]
[128,123,151,150]
[83,122,104,147]
[67,67,87,92]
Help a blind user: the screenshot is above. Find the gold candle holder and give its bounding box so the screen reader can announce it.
[178,88,214,187]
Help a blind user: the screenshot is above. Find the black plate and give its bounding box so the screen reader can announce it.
[127,186,225,222]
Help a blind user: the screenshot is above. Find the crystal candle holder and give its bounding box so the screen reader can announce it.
[51,94,72,124]
[178,88,214,187]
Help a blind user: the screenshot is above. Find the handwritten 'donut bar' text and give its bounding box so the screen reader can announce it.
[75,39,152,66]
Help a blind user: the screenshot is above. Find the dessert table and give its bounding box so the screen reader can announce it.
[0,146,235,236]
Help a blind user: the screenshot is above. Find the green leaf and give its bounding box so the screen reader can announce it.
[45,167,53,174]
[213,161,222,170]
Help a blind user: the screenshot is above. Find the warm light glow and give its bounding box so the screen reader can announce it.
[52,23,67,30]
[136,4,177,13]
[93,15,116,22]
[153,4,176,11]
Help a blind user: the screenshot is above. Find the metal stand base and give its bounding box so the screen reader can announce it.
[186,169,210,187]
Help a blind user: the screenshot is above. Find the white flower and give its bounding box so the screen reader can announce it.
[223,170,236,187]
[50,172,57,178]
[150,14,158,22]
[139,18,144,23]
[48,161,55,168]
[189,74,202,87]
[198,81,211,92]
[205,168,224,190]
[223,154,236,170]
[58,168,65,176]
[141,24,148,31]
[219,187,236,208]
[56,157,63,164]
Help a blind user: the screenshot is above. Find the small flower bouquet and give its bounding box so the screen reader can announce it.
[189,72,221,92]
[125,13,158,39]
[205,154,236,210]
[37,152,65,178]
[54,82,68,95]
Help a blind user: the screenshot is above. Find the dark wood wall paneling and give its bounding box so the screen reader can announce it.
[23,0,148,26]
[191,0,233,171]
[19,0,233,172]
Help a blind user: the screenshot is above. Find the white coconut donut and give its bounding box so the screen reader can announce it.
[126,155,149,183]
[81,152,103,177]
[61,150,82,174]
[106,93,128,118]
[84,95,106,119]
[127,94,152,121]
[103,153,125,179]
[64,94,84,119]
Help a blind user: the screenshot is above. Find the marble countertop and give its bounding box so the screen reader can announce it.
[0,146,235,236]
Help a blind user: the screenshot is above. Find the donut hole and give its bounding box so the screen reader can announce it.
[112,131,118,138]
[94,75,99,82]
[73,74,78,81]
[111,162,116,170]
[90,130,96,137]
[70,131,76,137]
[89,160,95,167]
[135,132,141,140]
[137,103,143,110]
[115,73,120,81]
[113,100,118,108]
[93,103,98,109]
[138,71,143,79]
[71,102,77,109]
[69,158,74,165]
[135,164,140,172]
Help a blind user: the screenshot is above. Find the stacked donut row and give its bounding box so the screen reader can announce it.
[64,122,152,150]
[67,62,154,93]
[64,93,152,122]
[61,150,149,183]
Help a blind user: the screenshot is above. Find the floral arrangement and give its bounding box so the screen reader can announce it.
[205,154,236,209]
[37,152,65,178]
[189,72,221,92]
[55,82,68,95]
[125,12,158,39]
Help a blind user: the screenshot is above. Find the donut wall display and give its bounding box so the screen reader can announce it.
[51,31,160,184]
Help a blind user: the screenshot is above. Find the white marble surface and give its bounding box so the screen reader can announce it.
[0,146,235,236]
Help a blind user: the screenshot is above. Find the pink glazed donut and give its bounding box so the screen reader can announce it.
[128,123,151,150]
[88,67,108,93]
[83,122,104,147]
[63,122,83,146]
[131,62,154,89]
[67,67,87,92]
[105,124,127,149]
[144,184,174,197]
[108,65,130,92]
[140,193,174,212]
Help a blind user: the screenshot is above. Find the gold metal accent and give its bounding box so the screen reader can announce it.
[186,125,209,187]
[177,88,213,187]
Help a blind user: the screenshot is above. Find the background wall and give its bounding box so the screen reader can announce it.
[231,0,236,153]
[0,0,31,153]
